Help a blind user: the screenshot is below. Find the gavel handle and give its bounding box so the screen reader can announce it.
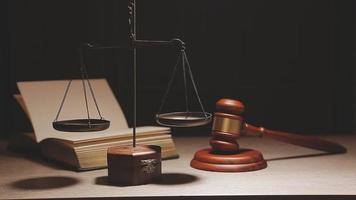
[242,123,347,154]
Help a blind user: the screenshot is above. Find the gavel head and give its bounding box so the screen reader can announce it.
[210,98,245,154]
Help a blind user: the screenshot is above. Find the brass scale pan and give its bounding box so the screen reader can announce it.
[53,119,110,132]
[156,112,212,127]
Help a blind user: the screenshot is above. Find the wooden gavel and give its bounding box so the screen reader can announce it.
[210,98,347,154]
[191,98,346,172]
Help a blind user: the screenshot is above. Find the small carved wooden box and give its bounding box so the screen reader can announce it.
[107,145,161,186]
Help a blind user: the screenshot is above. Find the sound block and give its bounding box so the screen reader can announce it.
[107,145,161,186]
[190,148,267,172]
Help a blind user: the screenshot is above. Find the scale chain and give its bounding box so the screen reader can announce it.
[156,52,182,115]
[80,47,104,120]
[181,50,189,114]
[79,52,91,126]
[54,79,72,122]
[183,51,208,118]
[53,48,105,125]
[157,50,207,119]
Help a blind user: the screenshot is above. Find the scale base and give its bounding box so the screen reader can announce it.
[190,148,267,172]
[107,145,161,186]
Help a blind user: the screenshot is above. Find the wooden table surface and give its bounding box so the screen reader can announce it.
[1,135,356,199]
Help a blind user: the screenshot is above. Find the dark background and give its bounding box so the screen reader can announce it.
[0,0,354,137]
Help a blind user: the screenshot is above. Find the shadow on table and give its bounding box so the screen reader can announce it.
[154,173,199,185]
[266,152,344,162]
[3,150,67,169]
[4,139,67,170]
[11,176,80,190]
[95,173,198,187]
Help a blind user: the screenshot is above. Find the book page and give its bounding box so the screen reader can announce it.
[17,79,131,142]
[14,95,170,143]
[68,126,170,144]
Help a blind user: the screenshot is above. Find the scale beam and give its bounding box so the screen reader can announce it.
[132,38,185,50]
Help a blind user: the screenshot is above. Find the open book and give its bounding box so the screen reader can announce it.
[13,79,178,171]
